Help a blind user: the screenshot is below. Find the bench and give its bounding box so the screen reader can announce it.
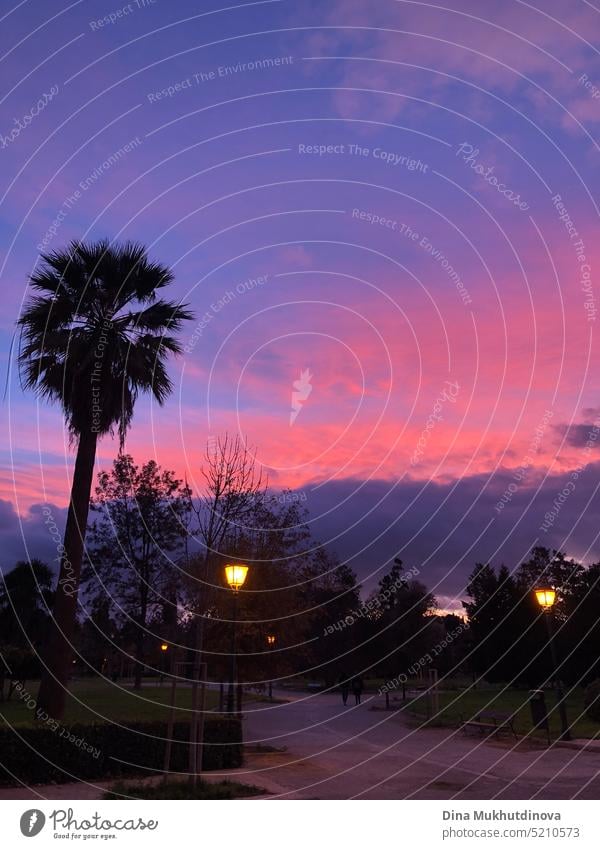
[459,711,517,740]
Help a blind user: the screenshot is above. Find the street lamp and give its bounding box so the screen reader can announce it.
[535,588,556,610]
[159,643,169,683]
[266,634,276,700]
[534,585,571,741]
[225,564,249,591]
[225,564,249,714]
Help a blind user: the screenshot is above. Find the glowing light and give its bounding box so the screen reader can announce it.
[225,564,249,591]
[535,587,556,610]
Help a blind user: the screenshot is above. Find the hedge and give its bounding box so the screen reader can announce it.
[0,717,242,786]
[584,679,600,722]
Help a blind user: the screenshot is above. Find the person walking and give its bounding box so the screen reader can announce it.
[339,674,350,706]
[351,675,363,705]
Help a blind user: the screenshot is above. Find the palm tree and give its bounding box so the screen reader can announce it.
[18,240,193,718]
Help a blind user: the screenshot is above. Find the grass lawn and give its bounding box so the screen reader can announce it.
[404,684,600,740]
[103,779,264,799]
[0,678,220,727]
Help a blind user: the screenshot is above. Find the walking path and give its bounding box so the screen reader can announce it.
[232,690,600,799]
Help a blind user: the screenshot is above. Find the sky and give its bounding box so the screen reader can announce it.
[1,0,599,610]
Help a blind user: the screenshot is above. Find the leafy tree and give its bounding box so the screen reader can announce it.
[546,559,600,685]
[515,546,585,614]
[0,646,41,702]
[187,491,315,682]
[463,548,588,686]
[77,594,121,679]
[82,455,190,688]
[18,240,192,717]
[298,548,361,685]
[371,573,437,681]
[372,557,406,614]
[463,563,527,682]
[0,559,54,649]
[0,561,52,699]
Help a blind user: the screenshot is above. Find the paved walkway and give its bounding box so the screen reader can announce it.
[2,690,600,799]
[231,690,600,799]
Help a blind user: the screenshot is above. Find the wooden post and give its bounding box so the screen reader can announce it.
[194,663,207,778]
[163,654,179,779]
[427,668,439,719]
[188,666,199,784]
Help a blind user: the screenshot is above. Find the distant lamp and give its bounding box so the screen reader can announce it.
[535,587,556,611]
[160,643,169,652]
[225,564,249,591]
[266,634,276,701]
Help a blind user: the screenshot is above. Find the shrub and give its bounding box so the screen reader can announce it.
[0,717,242,786]
[584,679,600,722]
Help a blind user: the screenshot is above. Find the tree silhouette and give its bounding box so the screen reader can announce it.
[0,559,54,648]
[18,239,192,718]
[83,455,191,688]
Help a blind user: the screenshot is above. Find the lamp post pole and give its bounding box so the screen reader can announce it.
[228,588,238,715]
[544,609,571,741]
[224,564,249,716]
[535,587,571,742]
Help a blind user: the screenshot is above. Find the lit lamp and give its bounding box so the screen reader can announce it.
[160,643,169,652]
[534,585,571,741]
[535,588,556,610]
[267,634,276,646]
[225,564,249,714]
[225,564,249,592]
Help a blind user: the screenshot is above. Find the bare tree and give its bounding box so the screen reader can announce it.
[185,434,265,782]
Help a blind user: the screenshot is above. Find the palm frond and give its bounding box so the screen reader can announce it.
[17,239,193,440]
[123,300,193,333]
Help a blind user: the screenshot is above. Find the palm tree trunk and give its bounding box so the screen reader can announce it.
[37,428,98,719]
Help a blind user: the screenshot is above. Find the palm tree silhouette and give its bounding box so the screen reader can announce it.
[18,239,193,718]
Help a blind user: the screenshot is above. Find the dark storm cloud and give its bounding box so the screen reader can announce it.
[554,424,600,449]
[552,409,600,449]
[302,463,600,601]
[0,500,67,574]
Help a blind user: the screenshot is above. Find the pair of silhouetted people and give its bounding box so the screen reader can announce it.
[340,674,363,705]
